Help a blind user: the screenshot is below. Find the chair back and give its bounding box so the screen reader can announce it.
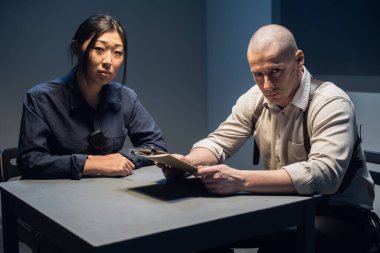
[365,150,380,253]
[365,150,380,185]
[0,147,20,182]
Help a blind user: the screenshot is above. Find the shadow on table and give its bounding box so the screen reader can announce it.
[128,177,304,202]
[128,177,214,201]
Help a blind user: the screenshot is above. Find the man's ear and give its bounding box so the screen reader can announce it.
[295,50,305,67]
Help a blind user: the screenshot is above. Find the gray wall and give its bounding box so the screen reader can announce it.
[206,0,272,168]
[1,0,379,167]
[205,0,380,169]
[277,0,380,152]
[0,0,207,154]
[279,0,380,78]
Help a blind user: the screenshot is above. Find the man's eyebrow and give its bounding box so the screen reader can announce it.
[96,40,124,48]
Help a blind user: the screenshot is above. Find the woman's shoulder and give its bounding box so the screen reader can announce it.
[27,71,75,97]
[109,82,138,98]
[27,81,67,98]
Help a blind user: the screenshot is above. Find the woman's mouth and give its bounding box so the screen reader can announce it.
[98,70,112,77]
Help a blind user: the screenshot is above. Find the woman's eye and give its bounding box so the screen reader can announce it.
[114,50,123,57]
[94,47,104,53]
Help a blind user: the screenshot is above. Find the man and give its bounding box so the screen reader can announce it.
[162,24,377,253]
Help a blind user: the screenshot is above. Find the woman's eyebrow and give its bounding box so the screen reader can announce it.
[96,40,123,48]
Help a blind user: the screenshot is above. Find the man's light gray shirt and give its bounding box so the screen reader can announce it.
[193,67,374,209]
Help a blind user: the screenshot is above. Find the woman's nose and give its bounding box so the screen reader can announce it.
[102,52,112,68]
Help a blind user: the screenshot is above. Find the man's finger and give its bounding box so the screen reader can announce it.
[195,166,219,176]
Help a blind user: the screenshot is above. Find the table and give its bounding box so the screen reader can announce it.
[1,166,320,253]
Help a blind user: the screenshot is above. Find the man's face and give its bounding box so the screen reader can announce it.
[247,47,304,108]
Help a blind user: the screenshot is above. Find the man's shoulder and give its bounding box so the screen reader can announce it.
[240,85,264,101]
[248,85,263,94]
[309,81,353,113]
[314,81,351,101]
[234,85,266,117]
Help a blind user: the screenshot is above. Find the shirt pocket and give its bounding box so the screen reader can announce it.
[287,140,308,165]
[106,126,128,153]
[112,134,127,153]
[68,129,91,154]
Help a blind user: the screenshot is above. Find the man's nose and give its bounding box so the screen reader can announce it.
[263,75,273,90]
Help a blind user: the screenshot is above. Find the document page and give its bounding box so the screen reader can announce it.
[130,149,198,172]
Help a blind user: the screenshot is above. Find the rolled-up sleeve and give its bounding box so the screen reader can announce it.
[119,92,167,168]
[192,87,262,162]
[283,96,356,195]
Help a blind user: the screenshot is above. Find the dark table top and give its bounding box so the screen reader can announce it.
[0,166,319,252]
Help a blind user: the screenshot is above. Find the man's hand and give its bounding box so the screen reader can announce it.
[84,153,135,177]
[195,164,245,194]
[157,154,192,180]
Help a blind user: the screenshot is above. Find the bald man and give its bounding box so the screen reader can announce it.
[162,25,377,252]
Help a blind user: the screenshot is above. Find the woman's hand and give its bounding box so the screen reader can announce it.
[84,153,135,177]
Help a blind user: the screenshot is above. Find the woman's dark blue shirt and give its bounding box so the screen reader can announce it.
[17,68,167,179]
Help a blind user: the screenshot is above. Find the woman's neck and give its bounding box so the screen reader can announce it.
[76,71,102,109]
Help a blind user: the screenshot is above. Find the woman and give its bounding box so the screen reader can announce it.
[17,14,166,179]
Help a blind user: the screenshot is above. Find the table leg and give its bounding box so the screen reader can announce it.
[1,192,19,253]
[297,203,315,253]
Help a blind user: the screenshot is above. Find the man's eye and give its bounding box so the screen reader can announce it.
[271,69,280,74]
[254,73,263,77]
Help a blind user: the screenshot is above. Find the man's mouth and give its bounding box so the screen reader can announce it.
[267,92,279,98]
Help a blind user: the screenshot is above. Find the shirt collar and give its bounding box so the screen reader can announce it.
[262,66,312,111]
[50,67,122,112]
[291,66,312,111]
[101,84,122,112]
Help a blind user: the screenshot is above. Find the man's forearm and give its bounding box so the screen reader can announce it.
[241,169,297,193]
[186,147,219,166]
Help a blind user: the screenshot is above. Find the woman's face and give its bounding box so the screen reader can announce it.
[82,31,125,86]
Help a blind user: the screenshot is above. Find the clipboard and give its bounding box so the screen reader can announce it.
[130,148,198,172]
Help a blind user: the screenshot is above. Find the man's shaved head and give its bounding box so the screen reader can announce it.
[246,24,304,108]
[248,24,298,61]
